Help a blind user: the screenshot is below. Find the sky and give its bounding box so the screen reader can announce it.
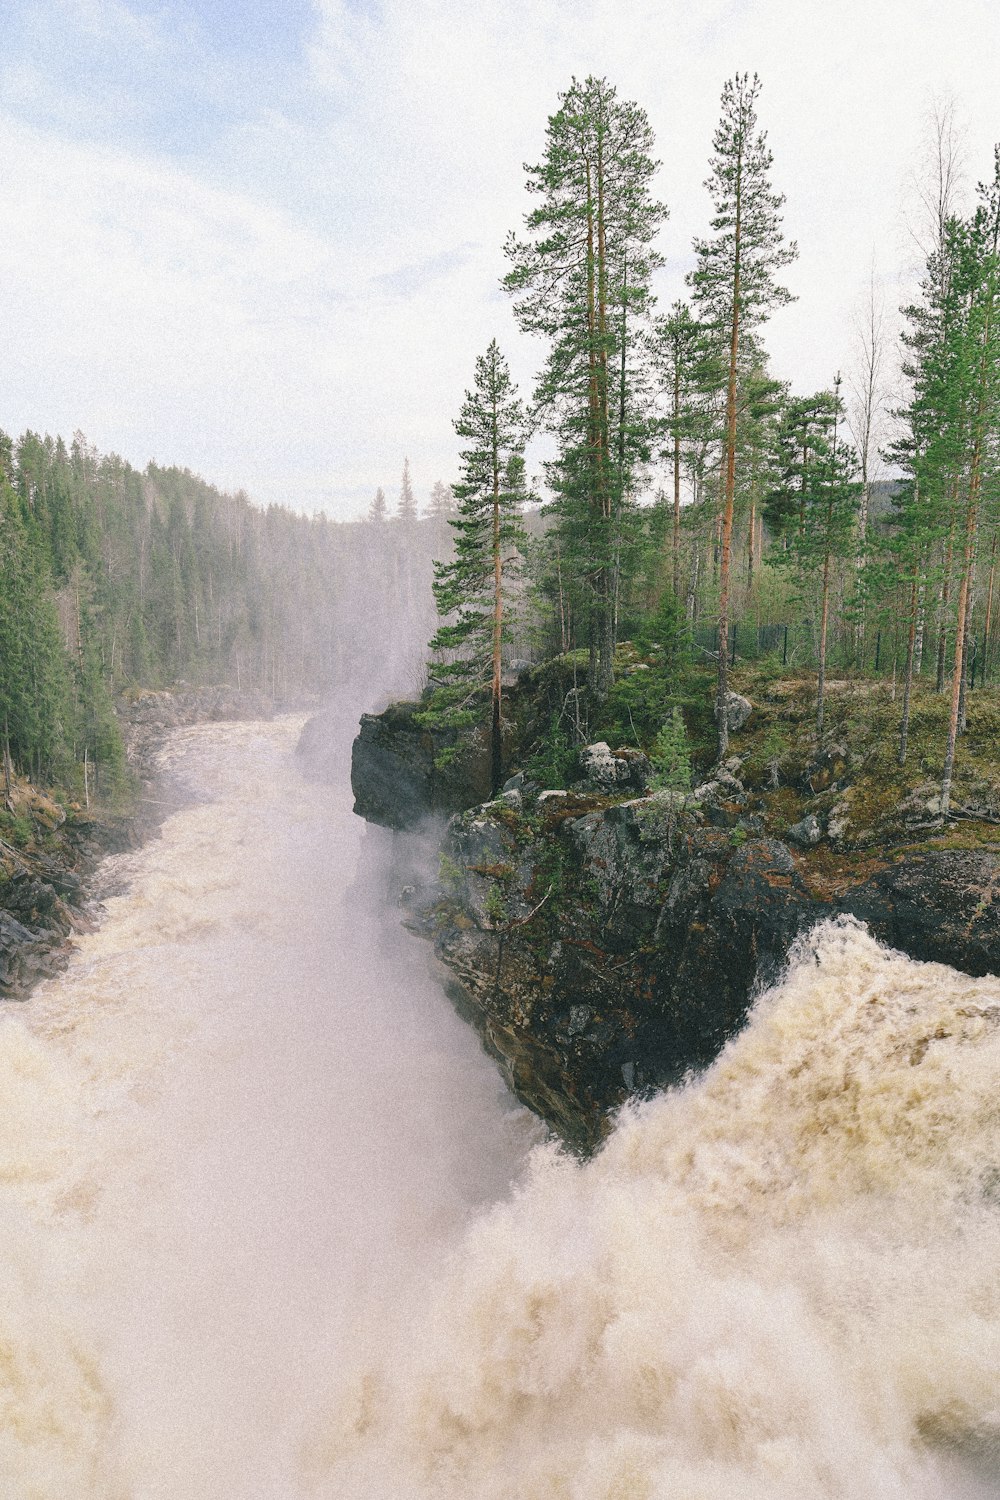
[2,0,1000,519]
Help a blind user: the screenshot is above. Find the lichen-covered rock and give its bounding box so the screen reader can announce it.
[578,742,652,793]
[721,691,753,733]
[804,742,850,793]
[787,812,823,847]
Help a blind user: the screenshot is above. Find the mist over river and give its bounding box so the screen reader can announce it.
[2,714,1000,1498]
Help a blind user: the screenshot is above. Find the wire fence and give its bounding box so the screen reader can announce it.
[690,621,997,687]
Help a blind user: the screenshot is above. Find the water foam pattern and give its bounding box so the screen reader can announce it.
[0,718,532,1498]
[1,716,998,1498]
[317,921,1000,1499]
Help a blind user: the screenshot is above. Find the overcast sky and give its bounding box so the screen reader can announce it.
[2,0,999,518]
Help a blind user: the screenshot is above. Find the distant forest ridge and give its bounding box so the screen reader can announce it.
[0,427,445,791]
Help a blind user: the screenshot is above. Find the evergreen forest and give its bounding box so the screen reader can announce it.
[422,75,1000,812]
[6,73,1000,823]
[0,433,440,797]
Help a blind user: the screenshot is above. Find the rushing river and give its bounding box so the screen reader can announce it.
[2,715,999,1498]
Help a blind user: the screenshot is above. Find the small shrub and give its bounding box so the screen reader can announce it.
[651,708,692,792]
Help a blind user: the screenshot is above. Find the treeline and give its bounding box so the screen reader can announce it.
[0,431,443,792]
[422,75,1000,804]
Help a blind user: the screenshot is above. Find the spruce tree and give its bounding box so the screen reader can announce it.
[775,377,860,737]
[398,458,417,524]
[653,301,707,598]
[368,486,388,523]
[690,73,796,759]
[420,341,528,792]
[939,154,1000,812]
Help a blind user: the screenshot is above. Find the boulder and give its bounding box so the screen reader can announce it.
[787,812,823,847]
[578,742,652,793]
[721,691,753,734]
[804,743,850,794]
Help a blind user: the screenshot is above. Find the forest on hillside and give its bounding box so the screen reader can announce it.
[0,433,444,795]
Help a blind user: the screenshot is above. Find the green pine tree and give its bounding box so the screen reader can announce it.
[690,72,797,760]
[504,75,667,698]
[420,341,529,792]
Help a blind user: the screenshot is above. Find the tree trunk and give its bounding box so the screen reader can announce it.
[583,154,607,698]
[491,406,503,797]
[984,530,997,684]
[936,523,955,692]
[716,154,742,761]
[957,556,976,735]
[672,358,682,598]
[595,113,615,698]
[942,478,982,814]
[816,538,832,740]
[747,498,756,589]
[898,573,919,765]
[3,717,12,813]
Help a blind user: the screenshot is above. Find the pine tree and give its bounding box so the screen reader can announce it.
[398,458,418,524]
[420,341,528,792]
[690,73,797,759]
[504,75,667,697]
[652,301,707,598]
[368,486,388,523]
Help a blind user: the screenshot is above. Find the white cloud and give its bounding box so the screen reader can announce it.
[2,0,1000,515]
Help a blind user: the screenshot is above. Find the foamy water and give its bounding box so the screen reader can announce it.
[0,717,535,1498]
[1,716,998,1498]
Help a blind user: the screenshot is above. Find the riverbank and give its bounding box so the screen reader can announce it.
[0,684,281,999]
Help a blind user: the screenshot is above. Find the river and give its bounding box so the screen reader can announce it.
[1,715,999,1497]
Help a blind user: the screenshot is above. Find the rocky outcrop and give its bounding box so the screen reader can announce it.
[350,682,1000,1151]
[404,781,1000,1152]
[406,791,823,1149]
[842,850,1000,975]
[577,742,652,794]
[351,701,493,829]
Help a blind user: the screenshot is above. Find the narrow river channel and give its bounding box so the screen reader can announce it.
[2,713,998,1499]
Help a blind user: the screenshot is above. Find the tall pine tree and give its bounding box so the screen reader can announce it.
[504,75,666,697]
[690,73,796,758]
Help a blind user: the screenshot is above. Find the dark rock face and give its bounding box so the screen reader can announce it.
[404,789,1000,1152]
[353,691,1000,1151]
[842,851,1000,976]
[351,701,492,829]
[411,804,829,1150]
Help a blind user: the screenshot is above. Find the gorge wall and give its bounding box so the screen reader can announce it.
[349,694,1000,1151]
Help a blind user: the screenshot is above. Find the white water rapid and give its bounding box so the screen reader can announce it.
[2,715,999,1498]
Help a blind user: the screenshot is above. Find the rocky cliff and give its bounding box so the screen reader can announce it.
[350,683,1000,1152]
